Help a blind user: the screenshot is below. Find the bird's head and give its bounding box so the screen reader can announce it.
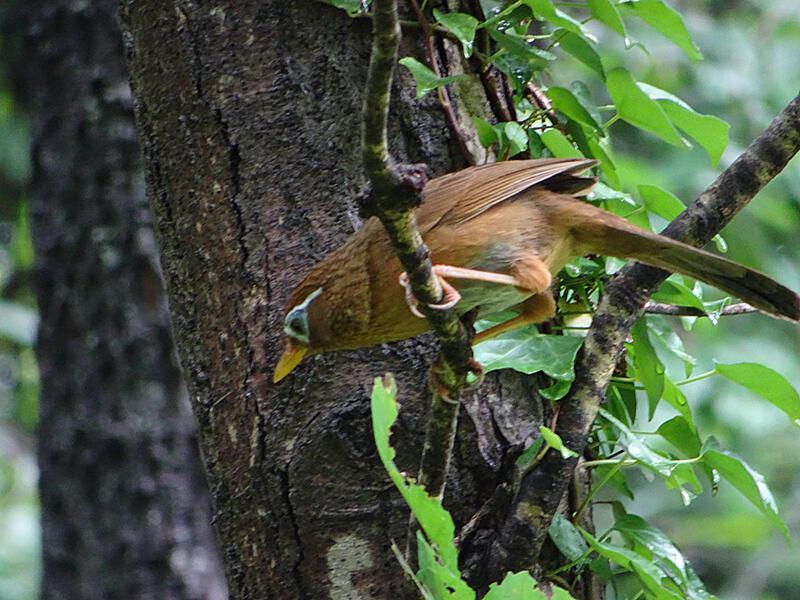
[273,286,324,382]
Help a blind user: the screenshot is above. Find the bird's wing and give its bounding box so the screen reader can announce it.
[417,158,599,231]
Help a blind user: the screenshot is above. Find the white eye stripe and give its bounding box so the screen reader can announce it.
[296,287,323,311]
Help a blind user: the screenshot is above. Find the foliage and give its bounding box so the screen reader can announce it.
[318,0,800,598]
[372,376,578,600]
[0,13,40,600]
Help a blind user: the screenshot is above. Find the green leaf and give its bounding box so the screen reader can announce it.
[493,32,558,63]
[652,280,707,314]
[607,68,687,147]
[595,462,635,499]
[661,377,695,428]
[484,571,547,599]
[630,317,665,418]
[501,121,529,157]
[489,29,556,86]
[639,184,686,220]
[399,57,468,98]
[540,426,578,459]
[587,136,618,187]
[318,0,369,14]
[607,380,638,425]
[515,436,545,469]
[586,0,627,38]
[540,128,583,158]
[417,533,475,600]
[527,128,547,157]
[523,0,583,35]
[473,329,583,380]
[648,319,696,375]
[600,409,673,480]
[714,362,800,425]
[701,440,789,542]
[657,416,700,457]
[622,0,702,62]
[613,514,713,599]
[540,378,572,400]
[568,81,605,132]
[547,86,604,133]
[556,31,605,78]
[433,10,479,57]
[582,529,683,599]
[551,586,580,600]
[549,514,589,561]
[474,117,499,147]
[371,377,460,569]
[637,83,730,165]
[11,203,34,270]
[492,52,536,91]
[601,408,697,504]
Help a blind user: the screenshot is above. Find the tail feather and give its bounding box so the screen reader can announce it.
[568,204,800,323]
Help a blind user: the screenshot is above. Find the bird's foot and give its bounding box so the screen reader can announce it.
[398,268,462,318]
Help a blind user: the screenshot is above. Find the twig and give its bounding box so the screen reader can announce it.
[362,0,473,516]
[644,301,758,317]
[526,82,559,125]
[484,91,800,580]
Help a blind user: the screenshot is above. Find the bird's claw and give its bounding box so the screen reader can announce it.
[398,269,462,318]
[464,358,485,391]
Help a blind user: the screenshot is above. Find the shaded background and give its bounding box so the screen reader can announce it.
[0,0,798,598]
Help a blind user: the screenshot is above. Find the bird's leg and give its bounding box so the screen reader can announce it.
[471,255,555,343]
[398,265,523,318]
[472,293,556,344]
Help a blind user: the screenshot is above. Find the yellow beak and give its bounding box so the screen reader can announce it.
[273,342,309,383]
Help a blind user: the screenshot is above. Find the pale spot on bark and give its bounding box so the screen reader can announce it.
[327,533,375,599]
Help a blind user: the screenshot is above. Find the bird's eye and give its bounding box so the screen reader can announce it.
[283,287,323,344]
[284,309,308,341]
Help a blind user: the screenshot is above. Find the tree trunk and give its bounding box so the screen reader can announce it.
[23,1,226,598]
[118,1,559,598]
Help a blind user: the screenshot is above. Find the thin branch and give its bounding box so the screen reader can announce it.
[484,91,800,580]
[644,301,759,317]
[362,0,474,507]
[526,82,559,125]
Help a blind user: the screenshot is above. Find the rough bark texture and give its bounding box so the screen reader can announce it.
[23,2,227,598]
[118,1,550,597]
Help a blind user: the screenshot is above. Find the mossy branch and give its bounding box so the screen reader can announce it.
[361,0,473,504]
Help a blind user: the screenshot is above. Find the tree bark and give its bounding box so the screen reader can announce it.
[117,1,550,597]
[23,1,226,598]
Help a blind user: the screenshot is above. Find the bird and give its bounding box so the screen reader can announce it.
[274,158,800,382]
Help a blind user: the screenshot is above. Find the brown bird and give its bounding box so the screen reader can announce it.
[274,158,800,382]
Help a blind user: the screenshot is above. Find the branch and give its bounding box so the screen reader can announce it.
[362,0,473,505]
[644,301,758,317]
[485,91,800,579]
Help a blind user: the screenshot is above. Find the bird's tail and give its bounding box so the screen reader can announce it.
[563,200,800,323]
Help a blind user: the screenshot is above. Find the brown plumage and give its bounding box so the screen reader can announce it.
[274,158,800,381]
